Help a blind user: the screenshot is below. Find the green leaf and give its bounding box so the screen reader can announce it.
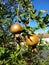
[20,13,26,17]
[10,53,15,59]
[38,11,43,17]
[30,12,36,19]
[38,18,43,22]
[0,47,5,57]
[0,30,3,37]
[47,30,49,34]
[15,49,20,57]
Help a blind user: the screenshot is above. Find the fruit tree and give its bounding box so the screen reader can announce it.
[0,0,49,65]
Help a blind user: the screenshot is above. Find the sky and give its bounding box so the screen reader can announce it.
[31,0,49,14]
[30,0,49,33]
[2,0,49,33]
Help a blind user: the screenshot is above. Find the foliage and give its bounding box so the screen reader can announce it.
[0,0,49,65]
